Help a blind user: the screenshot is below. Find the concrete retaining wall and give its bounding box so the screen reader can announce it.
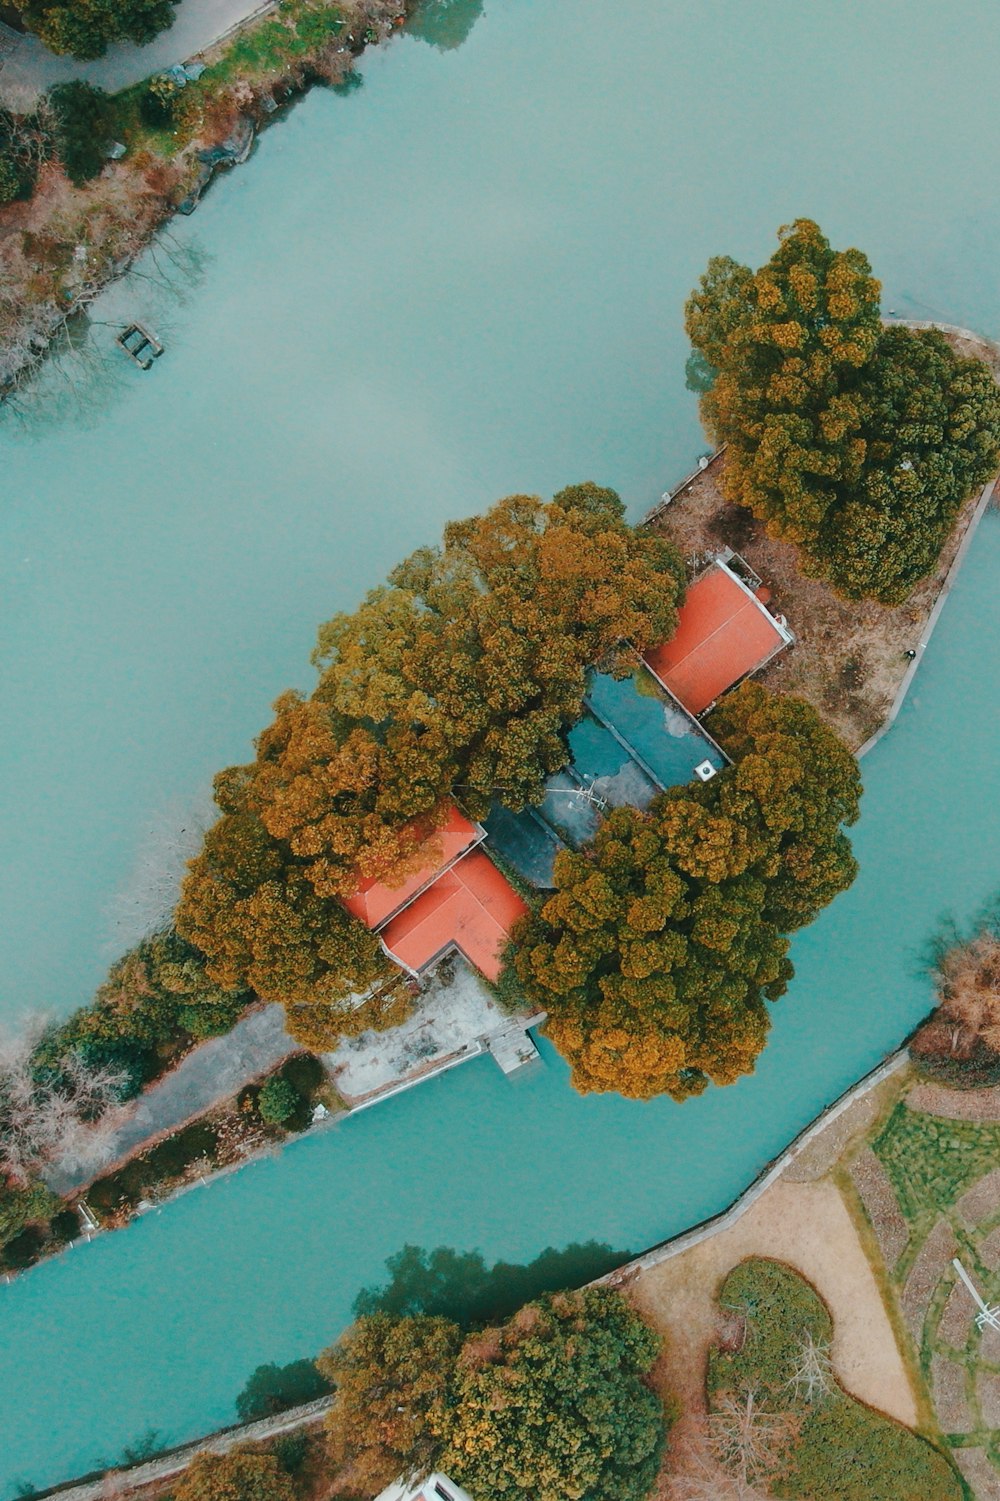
[31,1397,334,1501]
[598,1047,910,1282]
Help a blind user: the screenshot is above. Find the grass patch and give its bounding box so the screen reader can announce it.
[872,1104,1000,1228]
[708,1257,962,1501]
[199,0,344,87]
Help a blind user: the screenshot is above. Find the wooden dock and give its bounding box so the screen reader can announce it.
[487,1020,540,1075]
[116,322,163,370]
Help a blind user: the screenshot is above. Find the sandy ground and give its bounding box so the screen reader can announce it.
[629,1177,917,1428]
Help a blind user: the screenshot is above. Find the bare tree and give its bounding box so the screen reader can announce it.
[785,1330,834,1404]
[667,1413,773,1501]
[706,1389,789,1495]
[0,1021,126,1183]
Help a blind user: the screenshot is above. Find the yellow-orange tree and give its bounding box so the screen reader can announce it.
[178,483,686,1046]
[686,220,1000,602]
[516,684,861,1101]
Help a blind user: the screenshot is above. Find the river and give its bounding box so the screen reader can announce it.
[2,0,1000,1491]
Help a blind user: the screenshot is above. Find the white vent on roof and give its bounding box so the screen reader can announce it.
[694,760,717,782]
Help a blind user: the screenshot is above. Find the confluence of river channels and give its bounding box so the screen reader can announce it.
[3,0,1000,1492]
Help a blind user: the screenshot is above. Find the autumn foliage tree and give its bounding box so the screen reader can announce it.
[316,1312,462,1492]
[686,219,1000,603]
[178,484,685,1046]
[516,684,861,1101]
[318,1288,666,1501]
[912,919,1000,1084]
[173,1448,296,1501]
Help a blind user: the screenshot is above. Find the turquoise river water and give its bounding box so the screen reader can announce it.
[2,0,1000,1490]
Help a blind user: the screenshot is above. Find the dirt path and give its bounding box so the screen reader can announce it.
[629,1177,916,1426]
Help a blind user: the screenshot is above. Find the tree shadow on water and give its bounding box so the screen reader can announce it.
[406,0,485,53]
[353,1240,632,1330]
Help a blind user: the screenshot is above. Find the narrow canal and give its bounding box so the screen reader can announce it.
[2,0,1000,1491]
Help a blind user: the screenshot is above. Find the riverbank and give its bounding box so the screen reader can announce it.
[0,0,412,389]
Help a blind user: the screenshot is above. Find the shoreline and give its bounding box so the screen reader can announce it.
[0,0,414,391]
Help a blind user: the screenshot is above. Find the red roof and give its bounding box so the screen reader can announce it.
[341,806,483,930]
[380,848,529,982]
[644,562,789,715]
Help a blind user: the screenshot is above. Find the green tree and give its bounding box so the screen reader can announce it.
[685,220,1000,602]
[0,1179,60,1253]
[517,684,860,1100]
[441,1287,666,1501]
[820,328,1000,601]
[34,930,250,1098]
[256,1075,300,1126]
[317,1313,462,1492]
[20,0,178,61]
[47,82,116,184]
[173,1449,296,1501]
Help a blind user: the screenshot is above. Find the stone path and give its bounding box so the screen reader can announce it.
[45,1003,297,1194]
[0,0,274,110]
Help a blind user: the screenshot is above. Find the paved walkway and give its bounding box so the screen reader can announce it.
[0,0,272,109]
[45,1003,297,1194]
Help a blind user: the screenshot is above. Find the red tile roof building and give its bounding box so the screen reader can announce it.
[340,806,485,930]
[341,806,527,984]
[643,558,792,715]
[380,848,528,982]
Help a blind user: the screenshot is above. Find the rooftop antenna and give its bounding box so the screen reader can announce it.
[569,775,609,812]
[952,1258,1000,1331]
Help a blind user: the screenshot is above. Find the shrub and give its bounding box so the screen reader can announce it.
[257,1076,300,1127]
[144,1120,219,1179]
[271,1432,309,1473]
[1,1224,46,1269]
[140,73,184,128]
[708,1258,961,1500]
[48,82,117,185]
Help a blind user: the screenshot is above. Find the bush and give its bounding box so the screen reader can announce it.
[257,1076,300,1127]
[49,1209,81,1244]
[280,1053,323,1097]
[144,1120,219,1179]
[1,1224,46,1269]
[708,1258,961,1501]
[48,82,117,185]
[139,73,184,128]
[271,1432,308,1473]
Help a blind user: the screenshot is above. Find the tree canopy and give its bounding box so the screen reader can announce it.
[47,82,117,184]
[516,683,861,1100]
[318,1288,666,1501]
[21,0,178,61]
[441,1288,665,1501]
[317,1312,463,1492]
[173,1449,296,1501]
[178,484,685,1046]
[685,219,1000,603]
